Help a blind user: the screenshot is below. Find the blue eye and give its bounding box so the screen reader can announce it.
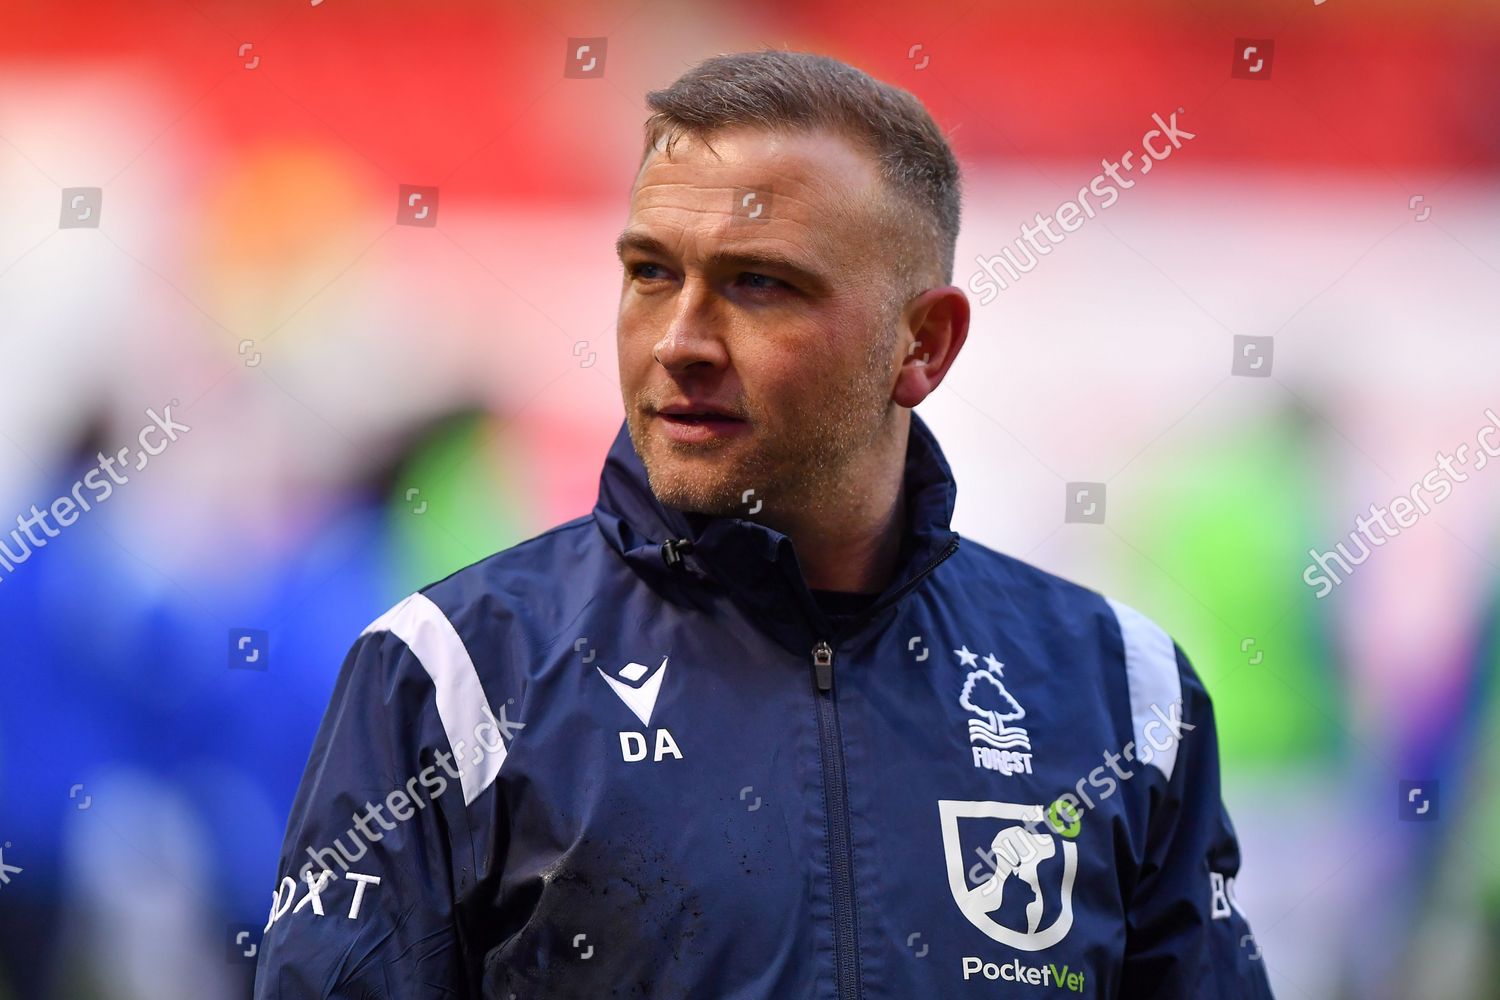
[629,263,666,280]
[739,272,786,291]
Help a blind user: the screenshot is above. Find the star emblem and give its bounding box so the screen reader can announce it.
[983,653,1004,675]
[954,644,979,667]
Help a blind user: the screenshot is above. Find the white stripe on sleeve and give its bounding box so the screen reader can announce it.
[363,593,504,805]
[1105,597,1183,781]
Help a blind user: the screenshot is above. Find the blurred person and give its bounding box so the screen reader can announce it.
[254,49,1273,998]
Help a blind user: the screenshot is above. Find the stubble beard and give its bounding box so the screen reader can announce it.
[630,323,899,523]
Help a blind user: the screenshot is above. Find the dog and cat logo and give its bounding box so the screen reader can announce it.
[954,644,1035,775]
[939,799,1078,952]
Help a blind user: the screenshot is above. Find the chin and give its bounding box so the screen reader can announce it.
[641,453,750,517]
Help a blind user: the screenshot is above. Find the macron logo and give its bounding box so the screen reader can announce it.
[598,655,668,727]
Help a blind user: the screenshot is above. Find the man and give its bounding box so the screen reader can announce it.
[255,49,1275,999]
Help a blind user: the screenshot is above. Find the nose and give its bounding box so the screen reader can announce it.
[651,279,728,374]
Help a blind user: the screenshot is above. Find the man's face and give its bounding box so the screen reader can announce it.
[616,126,906,519]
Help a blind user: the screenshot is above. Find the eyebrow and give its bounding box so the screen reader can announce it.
[614,230,832,293]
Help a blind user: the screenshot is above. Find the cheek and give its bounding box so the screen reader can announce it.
[616,352,647,408]
[738,350,815,414]
[616,313,656,373]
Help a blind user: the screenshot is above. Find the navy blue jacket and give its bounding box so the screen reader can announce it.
[254,413,1275,999]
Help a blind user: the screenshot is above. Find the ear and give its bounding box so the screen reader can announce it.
[891,286,970,408]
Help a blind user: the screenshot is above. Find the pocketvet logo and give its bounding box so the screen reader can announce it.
[599,656,682,762]
[954,645,1034,775]
[960,956,1086,992]
[939,800,1077,951]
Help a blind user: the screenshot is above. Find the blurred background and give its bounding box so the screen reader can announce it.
[1,0,1498,997]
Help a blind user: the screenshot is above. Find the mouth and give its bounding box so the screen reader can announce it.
[658,411,744,426]
[652,407,750,442]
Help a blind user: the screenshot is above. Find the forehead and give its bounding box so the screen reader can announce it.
[625,126,887,266]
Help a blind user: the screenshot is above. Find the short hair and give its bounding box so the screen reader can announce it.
[640,49,962,294]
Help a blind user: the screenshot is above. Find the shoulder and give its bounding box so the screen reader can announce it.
[358,513,605,678]
[946,533,1119,637]
[949,535,1193,778]
[346,515,603,803]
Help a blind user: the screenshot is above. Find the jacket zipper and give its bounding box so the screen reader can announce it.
[812,534,960,692]
[810,639,858,998]
[809,534,959,999]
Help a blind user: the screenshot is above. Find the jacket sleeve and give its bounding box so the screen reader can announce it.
[253,626,476,999]
[1118,644,1276,999]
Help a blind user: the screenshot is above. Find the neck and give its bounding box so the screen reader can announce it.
[772,414,910,594]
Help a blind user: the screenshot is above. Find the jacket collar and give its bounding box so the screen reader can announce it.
[592,411,961,654]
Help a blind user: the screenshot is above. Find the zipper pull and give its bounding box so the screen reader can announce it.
[812,640,834,692]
